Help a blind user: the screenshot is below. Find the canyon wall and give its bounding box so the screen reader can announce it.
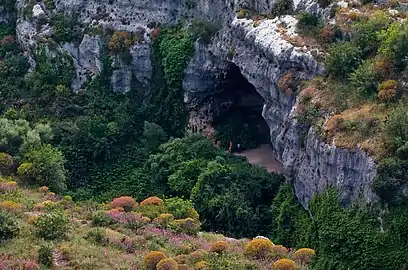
[12,0,377,207]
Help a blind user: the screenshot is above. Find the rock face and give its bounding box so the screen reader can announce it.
[184,14,377,208]
[9,0,378,207]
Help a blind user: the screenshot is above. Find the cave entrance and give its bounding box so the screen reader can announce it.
[212,63,270,152]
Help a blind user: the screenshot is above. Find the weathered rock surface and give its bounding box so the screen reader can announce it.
[185,15,377,207]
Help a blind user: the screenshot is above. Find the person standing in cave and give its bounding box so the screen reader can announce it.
[228,140,233,152]
[236,143,242,153]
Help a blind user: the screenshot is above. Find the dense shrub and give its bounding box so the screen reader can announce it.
[0,212,20,241]
[43,0,55,10]
[168,159,207,198]
[377,80,397,102]
[85,227,106,245]
[272,258,297,270]
[273,0,294,16]
[108,31,133,54]
[111,196,137,212]
[271,245,289,258]
[244,238,274,259]
[92,211,115,227]
[24,144,67,193]
[52,12,82,43]
[325,42,361,78]
[144,251,167,270]
[210,241,229,253]
[165,197,197,219]
[170,218,200,235]
[294,248,316,265]
[34,210,69,239]
[297,12,323,36]
[378,22,408,70]
[0,180,17,193]
[351,11,390,56]
[194,260,210,269]
[0,152,13,175]
[153,213,174,227]
[0,201,24,214]
[38,244,53,267]
[156,258,178,270]
[385,104,408,152]
[349,59,379,97]
[141,196,164,206]
[17,162,35,184]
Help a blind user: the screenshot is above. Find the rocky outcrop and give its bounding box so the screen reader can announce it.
[184,14,377,208]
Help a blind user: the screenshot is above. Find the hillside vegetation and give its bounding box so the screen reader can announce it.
[0,182,315,269]
[1,0,408,269]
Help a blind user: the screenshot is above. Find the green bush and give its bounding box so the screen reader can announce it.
[351,11,390,57]
[378,22,408,70]
[273,0,294,16]
[43,0,55,10]
[24,144,67,193]
[325,42,362,78]
[92,211,115,227]
[170,218,200,235]
[34,210,69,239]
[38,243,53,267]
[0,152,13,175]
[0,212,20,242]
[17,162,36,184]
[385,104,408,151]
[165,197,196,219]
[52,12,82,43]
[0,23,13,40]
[349,59,379,97]
[297,12,323,36]
[86,227,106,245]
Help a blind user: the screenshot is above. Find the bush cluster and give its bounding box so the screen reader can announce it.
[34,210,69,239]
[325,42,362,78]
[156,258,178,270]
[244,238,274,259]
[210,241,229,254]
[273,258,297,270]
[111,196,137,212]
[144,251,167,270]
[0,212,20,242]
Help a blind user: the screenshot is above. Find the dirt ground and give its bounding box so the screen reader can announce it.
[235,144,283,173]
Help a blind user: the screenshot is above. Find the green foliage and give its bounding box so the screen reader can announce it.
[349,59,380,97]
[92,211,115,227]
[0,211,20,242]
[86,227,106,245]
[43,0,55,10]
[38,243,53,267]
[351,11,390,57]
[273,0,294,16]
[0,152,13,175]
[150,26,194,136]
[168,159,207,198]
[0,23,13,40]
[191,161,283,237]
[385,104,408,152]
[24,144,67,193]
[378,22,408,70]
[165,197,195,219]
[52,12,82,43]
[142,121,168,153]
[34,210,69,239]
[297,12,323,36]
[270,185,309,248]
[325,42,362,78]
[0,118,53,156]
[373,157,408,203]
[17,162,36,184]
[307,190,408,270]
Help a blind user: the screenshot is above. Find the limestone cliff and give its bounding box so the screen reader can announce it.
[11,0,378,207]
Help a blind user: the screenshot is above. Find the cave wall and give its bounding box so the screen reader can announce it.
[183,15,378,208]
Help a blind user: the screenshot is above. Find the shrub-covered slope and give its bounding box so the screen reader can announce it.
[0,183,315,270]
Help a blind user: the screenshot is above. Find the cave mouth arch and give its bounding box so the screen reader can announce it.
[211,62,271,152]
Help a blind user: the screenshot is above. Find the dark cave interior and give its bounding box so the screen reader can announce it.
[212,63,271,151]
